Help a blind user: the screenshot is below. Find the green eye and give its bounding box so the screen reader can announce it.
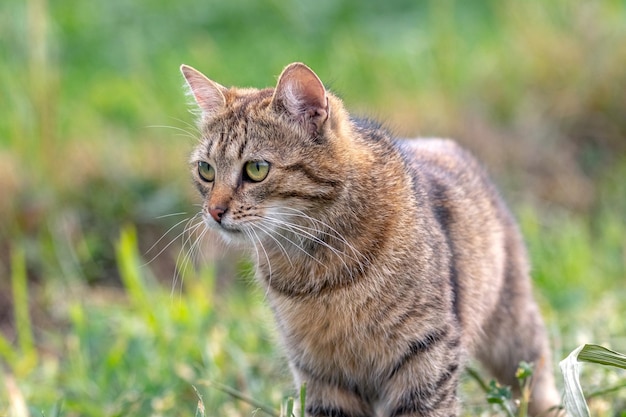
[244,160,270,182]
[197,161,215,182]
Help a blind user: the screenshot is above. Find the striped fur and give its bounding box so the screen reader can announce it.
[181,63,562,416]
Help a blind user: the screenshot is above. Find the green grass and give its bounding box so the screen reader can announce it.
[2,226,285,416]
[1,0,625,415]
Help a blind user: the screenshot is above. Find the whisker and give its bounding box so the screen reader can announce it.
[171,216,206,296]
[244,226,275,300]
[257,217,333,270]
[261,216,352,261]
[174,223,210,298]
[243,228,262,270]
[144,214,198,262]
[262,207,368,278]
[155,211,188,219]
[146,124,199,142]
[168,117,202,134]
[249,226,272,288]
[267,206,366,265]
[253,223,294,268]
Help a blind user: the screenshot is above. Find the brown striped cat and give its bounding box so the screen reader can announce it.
[180,62,562,417]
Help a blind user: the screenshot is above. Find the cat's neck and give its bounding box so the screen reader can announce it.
[255,121,419,298]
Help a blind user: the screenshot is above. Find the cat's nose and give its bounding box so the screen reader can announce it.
[209,206,226,223]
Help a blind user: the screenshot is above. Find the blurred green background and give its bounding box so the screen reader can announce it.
[1,0,625,415]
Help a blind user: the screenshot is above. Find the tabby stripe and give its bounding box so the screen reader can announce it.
[391,388,457,417]
[232,103,247,120]
[314,265,370,294]
[268,268,368,299]
[430,181,461,323]
[207,136,219,159]
[276,190,337,203]
[385,311,415,338]
[389,389,435,417]
[293,360,363,399]
[446,335,461,350]
[434,362,460,392]
[237,134,248,159]
[217,129,229,161]
[387,327,449,380]
[264,275,311,298]
[226,120,248,160]
[385,300,444,338]
[282,163,341,188]
[194,181,208,198]
[201,138,214,158]
[389,361,460,417]
[368,291,435,336]
[306,405,365,417]
[448,260,461,321]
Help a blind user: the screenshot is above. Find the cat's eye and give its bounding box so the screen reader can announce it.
[197,161,215,182]
[244,160,270,182]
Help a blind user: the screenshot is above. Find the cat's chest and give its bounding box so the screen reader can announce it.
[268,286,407,375]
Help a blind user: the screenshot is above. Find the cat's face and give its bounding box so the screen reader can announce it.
[183,63,343,245]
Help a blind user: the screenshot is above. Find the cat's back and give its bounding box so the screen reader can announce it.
[397,138,488,191]
[396,137,508,234]
[396,138,521,349]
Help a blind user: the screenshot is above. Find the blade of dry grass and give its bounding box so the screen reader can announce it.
[560,344,626,417]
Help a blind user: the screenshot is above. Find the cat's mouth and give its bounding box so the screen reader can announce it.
[204,215,245,237]
[215,223,256,246]
[218,224,242,234]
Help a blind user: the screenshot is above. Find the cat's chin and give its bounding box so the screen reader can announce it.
[210,224,255,247]
[216,228,247,245]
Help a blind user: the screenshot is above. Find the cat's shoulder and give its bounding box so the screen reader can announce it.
[395,138,482,174]
[351,116,390,143]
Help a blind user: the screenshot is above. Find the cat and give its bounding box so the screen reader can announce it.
[180,62,563,417]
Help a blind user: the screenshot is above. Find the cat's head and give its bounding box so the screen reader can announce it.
[181,63,349,245]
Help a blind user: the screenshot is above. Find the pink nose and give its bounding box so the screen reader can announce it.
[209,206,226,223]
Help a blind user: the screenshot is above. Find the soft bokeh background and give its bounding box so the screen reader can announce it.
[1,0,625,415]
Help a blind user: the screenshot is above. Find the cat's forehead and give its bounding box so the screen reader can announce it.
[200,88,274,132]
[223,87,274,111]
[193,85,314,166]
[197,90,298,155]
[197,116,291,164]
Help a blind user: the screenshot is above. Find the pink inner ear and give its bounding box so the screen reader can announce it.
[274,63,327,120]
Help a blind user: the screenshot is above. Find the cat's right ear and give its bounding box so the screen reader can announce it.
[180,64,227,119]
[272,63,329,136]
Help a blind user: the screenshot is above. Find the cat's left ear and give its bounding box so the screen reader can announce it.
[180,64,227,119]
[272,63,329,135]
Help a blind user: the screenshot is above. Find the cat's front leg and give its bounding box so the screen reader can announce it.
[380,329,463,417]
[291,366,374,417]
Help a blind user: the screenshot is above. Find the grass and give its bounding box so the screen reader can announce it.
[2,226,285,416]
[1,0,625,415]
[560,344,626,416]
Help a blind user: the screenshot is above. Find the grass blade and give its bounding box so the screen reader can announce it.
[11,246,34,355]
[116,225,156,327]
[200,380,278,417]
[560,345,590,417]
[299,383,306,417]
[466,366,490,393]
[577,344,626,369]
[0,333,18,367]
[192,386,206,417]
[559,343,626,417]
[8,245,38,377]
[284,396,294,417]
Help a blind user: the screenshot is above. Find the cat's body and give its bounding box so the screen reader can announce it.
[181,62,562,416]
